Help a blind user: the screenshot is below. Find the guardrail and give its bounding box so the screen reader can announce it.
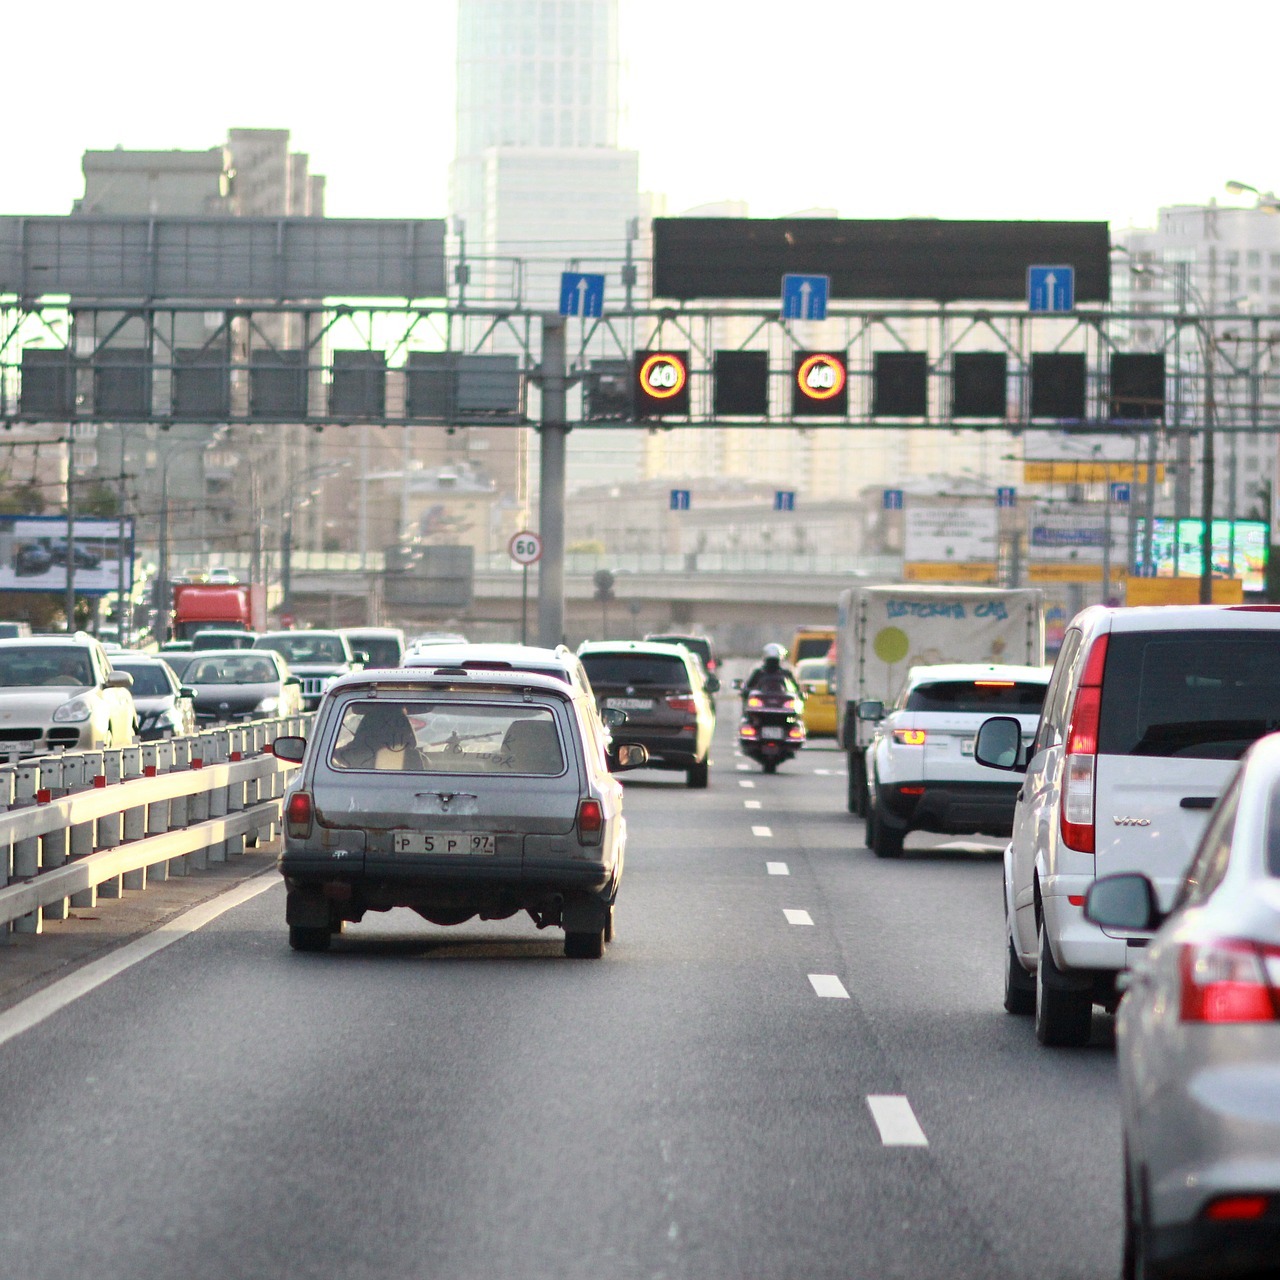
[0,715,311,937]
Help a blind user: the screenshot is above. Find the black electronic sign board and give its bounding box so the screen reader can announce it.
[713,350,769,416]
[952,352,1008,418]
[791,351,848,417]
[653,218,1111,303]
[634,350,690,417]
[1110,353,1165,421]
[873,352,928,417]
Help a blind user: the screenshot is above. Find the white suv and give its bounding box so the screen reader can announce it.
[862,663,1050,858]
[976,603,1280,1046]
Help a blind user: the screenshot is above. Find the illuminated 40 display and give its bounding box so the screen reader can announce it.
[792,351,848,416]
[634,350,690,417]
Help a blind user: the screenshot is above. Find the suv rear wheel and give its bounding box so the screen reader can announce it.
[871,795,904,859]
[1034,922,1093,1046]
[686,759,709,789]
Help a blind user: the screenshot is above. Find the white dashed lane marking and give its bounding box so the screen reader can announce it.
[783,909,814,926]
[766,862,789,876]
[743,800,761,809]
[739,780,755,789]
[751,825,773,838]
[736,763,751,772]
[809,974,850,999]
[866,1095,929,1147]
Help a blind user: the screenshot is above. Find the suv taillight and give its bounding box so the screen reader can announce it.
[1180,939,1280,1023]
[286,791,313,839]
[577,798,603,846]
[666,695,698,714]
[1061,634,1108,853]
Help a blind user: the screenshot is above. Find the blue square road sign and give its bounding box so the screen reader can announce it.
[883,489,904,510]
[559,271,606,318]
[774,491,796,512]
[1028,266,1075,313]
[670,489,691,511]
[781,274,830,321]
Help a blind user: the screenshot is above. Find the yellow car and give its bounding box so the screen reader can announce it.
[797,657,837,736]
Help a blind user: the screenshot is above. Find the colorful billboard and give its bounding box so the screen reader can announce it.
[0,517,134,596]
[1132,518,1268,594]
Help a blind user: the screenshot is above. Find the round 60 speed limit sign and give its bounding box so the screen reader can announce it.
[509,530,543,565]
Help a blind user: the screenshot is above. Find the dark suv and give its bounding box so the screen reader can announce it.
[578,640,717,788]
[643,632,719,676]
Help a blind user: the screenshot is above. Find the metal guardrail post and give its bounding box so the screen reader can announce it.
[65,755,96,909]
[96,749,124,899]
[38,758,69,922]
[243,725,262,848]
[208,729,231,862]
[141,743,171,880]
[12,762,42,933]
[120,746,146,891]
[0,766,14,925]
[225,728,246,858]
[167,737,191,874]
[187,737,210,871]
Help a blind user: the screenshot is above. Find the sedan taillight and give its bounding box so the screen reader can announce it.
[577,798,603,846]
[286,791,313,839]
[1179,939,1280,1023]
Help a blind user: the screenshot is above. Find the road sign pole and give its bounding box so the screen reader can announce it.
[521,563,529,645]
[537,314,567,647]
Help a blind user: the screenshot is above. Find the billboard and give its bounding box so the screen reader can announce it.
[651,218,1111,302]
[904,508,999,563]
[0,517,134,596]
[1133,518,1268,594]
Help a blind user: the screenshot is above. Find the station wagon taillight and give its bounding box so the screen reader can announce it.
[286,791,313,839]
[577,798,604,845]
[1179,939,1280,1023]
[1061,634,1109,854]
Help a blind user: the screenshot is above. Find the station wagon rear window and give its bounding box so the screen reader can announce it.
[328,701,565,775]
[580,654,689,688]
[1099,632,1280,759]
[904,680,1047,713]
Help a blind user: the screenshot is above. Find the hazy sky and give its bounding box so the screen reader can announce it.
[3,0,1277,230]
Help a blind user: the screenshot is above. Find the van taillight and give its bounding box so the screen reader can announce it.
[1061,634,1109,854]
[286,791,313,839]
[577,798,603,845]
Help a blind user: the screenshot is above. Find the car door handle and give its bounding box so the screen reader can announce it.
[1180,796,1215,810]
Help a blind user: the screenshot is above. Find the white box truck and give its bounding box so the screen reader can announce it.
[834,585,1045,814]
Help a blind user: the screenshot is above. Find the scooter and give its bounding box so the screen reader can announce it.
[738,686,806,773]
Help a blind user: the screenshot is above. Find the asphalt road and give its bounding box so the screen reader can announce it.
[0,723,1122,1280]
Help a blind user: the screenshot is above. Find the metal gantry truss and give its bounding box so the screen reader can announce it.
[2,296,1279,433]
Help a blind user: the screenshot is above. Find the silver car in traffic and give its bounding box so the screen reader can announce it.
[1086,731,1280,1279]
[273,667,646,957]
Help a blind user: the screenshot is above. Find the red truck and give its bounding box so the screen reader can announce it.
[170,583,267,640]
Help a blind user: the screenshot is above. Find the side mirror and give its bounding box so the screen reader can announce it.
[285,676,301,686]
[353,651,370,666]
[1084,874,1164,933]
[609,742,649,772]
[973,716,1027,772]
[705,674,721,694]
[270,736,307,764]
[179,686,196,699]
[105,671,133,690]
[601,706,629,727]
[732,678,744,691]
[856,699,884,722]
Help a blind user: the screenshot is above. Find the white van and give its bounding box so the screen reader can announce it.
[975,603,1280,1046]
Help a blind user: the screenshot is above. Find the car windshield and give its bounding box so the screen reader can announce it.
[580,654,689,688]
[113,664,171,696]
[257,635,346,664]
[0,646,93,688]
[647,636,712,665]
[328,700,564,775]
[162,654,197,681]
[797,659,830,683]
[187,657,280,685]
[905,680,1047,713]
[1100,631,1280,759]
[794,637,833,661]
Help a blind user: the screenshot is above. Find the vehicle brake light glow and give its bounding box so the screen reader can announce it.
[666,695,698,714]
[1180,940,1280,1023]
[974,680,1015,688]
[1203,1195,1269,1221]
[893,729,927,746]
[577,798,603,845]
[746,695,764,709]
[899,785,926,796]
[739,724,758,738]
[788,725,804,739]
[1061,634,1109,854]
[286,791,313,839]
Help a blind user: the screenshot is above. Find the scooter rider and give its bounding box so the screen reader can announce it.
[742,643,801,701]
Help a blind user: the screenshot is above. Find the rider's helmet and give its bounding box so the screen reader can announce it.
[762,642,786,670]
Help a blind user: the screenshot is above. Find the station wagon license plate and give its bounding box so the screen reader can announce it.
[392,831,496,855]
[606,697,653,711]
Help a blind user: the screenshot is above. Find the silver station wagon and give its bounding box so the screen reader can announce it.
[273,667,647,958]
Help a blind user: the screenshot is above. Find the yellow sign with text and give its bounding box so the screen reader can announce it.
[903,562,998,583]
[1022,462,1166,484]
[1125,577,1244,606]
[1028,563,1114,584]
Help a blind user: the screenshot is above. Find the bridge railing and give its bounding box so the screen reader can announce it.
[0,715,311,937]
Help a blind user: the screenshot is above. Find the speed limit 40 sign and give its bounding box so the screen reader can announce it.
[509,530,543,565]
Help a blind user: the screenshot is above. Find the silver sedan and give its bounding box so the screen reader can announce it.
[1086,731,1280,1280]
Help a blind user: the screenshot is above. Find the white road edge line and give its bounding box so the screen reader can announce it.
[809,973,849,999]
[783,909,814,926]
[0,871,279,1051]
[751,825,773,838]
[866,1095,929,1147]
[766,862,789,876]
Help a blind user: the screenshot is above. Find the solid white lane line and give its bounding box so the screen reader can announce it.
[739,779,755,789]
[766,862,790,876]
[743,800,762,809]
[809,973,850,999]
[751,825,773,838]
[814,768,832,776]
[0,872,279,1051]
[783,909,814,926]
[866,1095,929,1147]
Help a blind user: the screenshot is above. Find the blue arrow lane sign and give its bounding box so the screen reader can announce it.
[1110,482,1131,504]
[782,274,830,321]
[559,271,605,318]
[774,491,796,512]
[996,486,1017,508]
[670,489,691,511]
[883,489,904,510]
[1028,265,1075,313]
